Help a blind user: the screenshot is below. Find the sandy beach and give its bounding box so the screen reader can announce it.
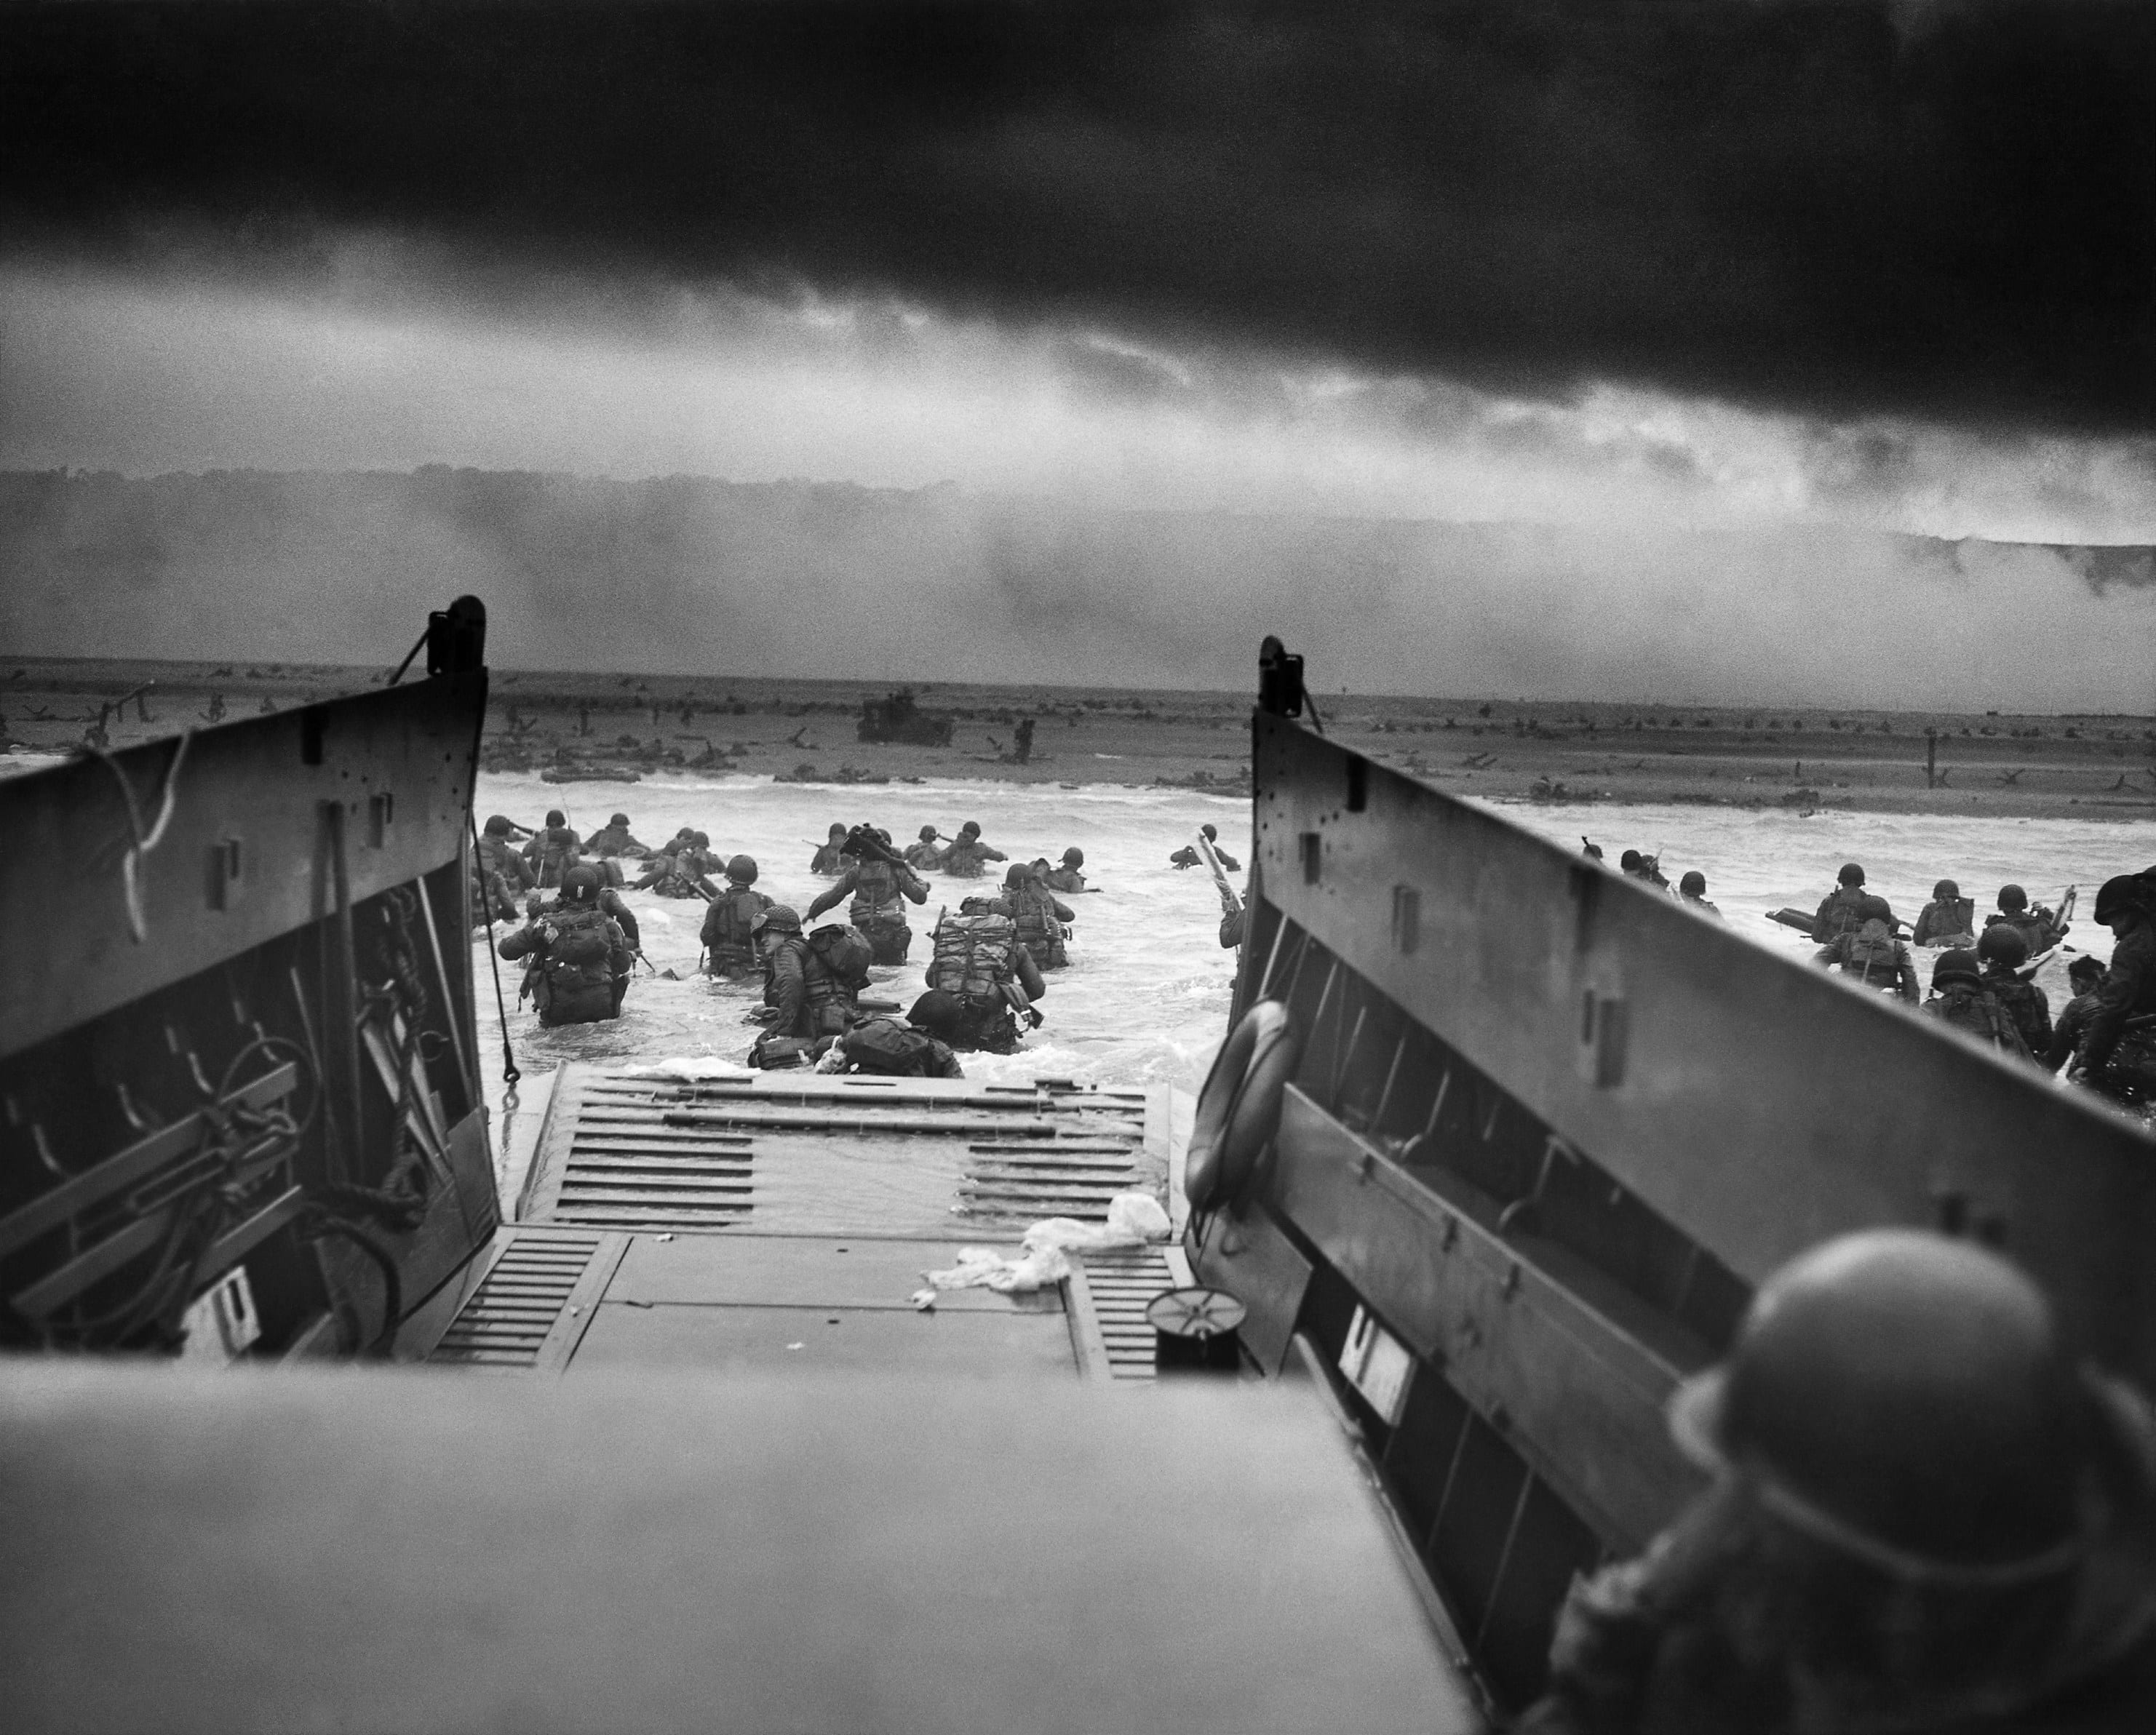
[7,655,2152,822]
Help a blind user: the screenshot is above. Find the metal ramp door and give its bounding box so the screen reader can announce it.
[431,1068,1189,1379]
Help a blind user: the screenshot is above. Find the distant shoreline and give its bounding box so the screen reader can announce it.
[4,657,2152,822]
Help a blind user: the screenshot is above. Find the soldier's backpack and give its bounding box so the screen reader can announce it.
[549,906,619,968]
[806,924,875,994]
[1842,920,1903,989]
[703,885,766,949]
[931,912,1018,1005]
[843,1016,945,1077]
[1930,982,2031,1058]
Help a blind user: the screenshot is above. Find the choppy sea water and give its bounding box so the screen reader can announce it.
[470,771,2153,1210]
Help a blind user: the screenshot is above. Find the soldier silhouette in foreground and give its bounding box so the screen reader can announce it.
[1520,1230,2156,1734]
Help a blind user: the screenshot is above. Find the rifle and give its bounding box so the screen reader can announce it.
[1196,831,1241,915]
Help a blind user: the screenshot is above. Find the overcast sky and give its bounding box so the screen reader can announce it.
[1,1,2150,700]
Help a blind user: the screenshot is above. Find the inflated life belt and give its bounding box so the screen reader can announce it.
[1185,1000,1302,1213]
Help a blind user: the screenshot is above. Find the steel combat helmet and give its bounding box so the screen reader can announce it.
[560,864,602,902]
[1061,847,1083,866]
[1931,948,1981,987]
[752,904,800,936]
[1668,1230,2124,1584]
[1977,925,2031,970]
[726,855,758,884]
[1999,883,2029,912]
[1838,862,1866,887]
[2093,874,2150,925]
[907,990,963,1040]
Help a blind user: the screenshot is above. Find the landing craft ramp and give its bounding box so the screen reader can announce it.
[424,1067,1200,1380]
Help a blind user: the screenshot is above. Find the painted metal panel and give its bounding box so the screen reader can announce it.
[605,1231,1055,1314]
[1270,1086,1711,1547]
[1190,1203,1313,1376]
[1253,713,2156,1384]
[568,1299,1080,1376]
[1,1364,1484,1733]
[0,671,487,1061]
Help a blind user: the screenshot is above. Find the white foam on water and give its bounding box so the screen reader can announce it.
[471,771,2152,1220]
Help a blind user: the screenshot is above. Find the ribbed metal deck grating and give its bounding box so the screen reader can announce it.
[550,1079,755,1230]
[428,1232,605,1369]
[1076,1246,1185,1380]
[959,1142,1146,1223]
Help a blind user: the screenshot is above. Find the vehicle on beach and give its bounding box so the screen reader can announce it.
[1,608,2149,1729]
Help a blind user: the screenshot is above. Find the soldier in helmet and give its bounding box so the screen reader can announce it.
[2077,873,2156,1104]
[1519,1230,2156,1734]
[1676,871,1720,917]
[925,896,1047,1052]
[1977,925,2051,1058]
[904,825,947,872]
[581,812,653,861]
[1913,878,1977,949]
[809,823,849,876]
[1813,896,1918,1002]
[1811,862,1871,944]
[636,830,720,898]
[522,808,583,890]
[939,821,1007,879]
[472,814,536,924]
[1924,948,2031,1058]
[804,826,929,965]
[496,863,630,1027]
[1045,847,1088,893]
[699,855,772,979]
[1169,823,1242,873]
[749,906,869,1066]
[2045,956,2111,1074]
[999,861,1075,970]
[1988,883,2065,955]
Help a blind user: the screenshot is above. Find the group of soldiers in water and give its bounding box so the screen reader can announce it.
[1805,860,2156,1104]
[477,805,1229,1080]
[1578,836,2156,1105]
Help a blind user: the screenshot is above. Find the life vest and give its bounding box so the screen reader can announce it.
[849,858,907,925]
[1928,982,2030,1057]
[842,1016,951,1077]
[1839,920,1904,989]
[930,912,1019,1006]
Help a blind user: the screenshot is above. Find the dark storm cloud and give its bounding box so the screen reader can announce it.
[3,1,2150,434]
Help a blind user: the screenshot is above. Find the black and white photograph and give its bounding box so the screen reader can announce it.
[1,3,2153,1729]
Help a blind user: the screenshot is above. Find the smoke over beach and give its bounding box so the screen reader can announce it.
[2,467,2148,711]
